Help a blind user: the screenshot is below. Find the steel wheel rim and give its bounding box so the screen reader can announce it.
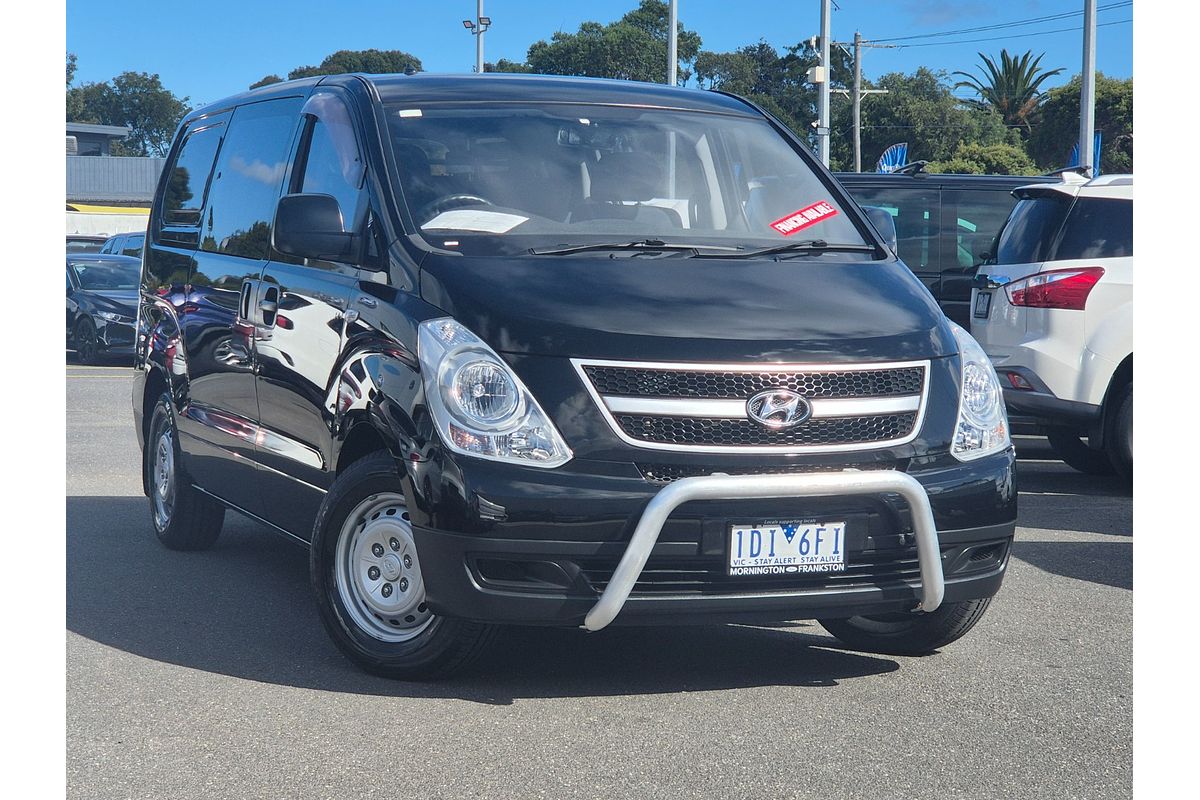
[334,493,433,642]
[151,428,176,530]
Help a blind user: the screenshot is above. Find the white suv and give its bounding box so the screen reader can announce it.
[971,173,1132,480]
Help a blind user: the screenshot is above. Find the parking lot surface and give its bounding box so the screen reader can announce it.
[67,362,1132,799]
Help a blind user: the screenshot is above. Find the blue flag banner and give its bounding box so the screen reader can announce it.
[1068,132,1103,176]
[876,142,909,173]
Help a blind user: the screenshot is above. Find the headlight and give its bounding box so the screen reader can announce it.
[949,322,1010,461]
[96,311,132,323]
[418,318,572,468]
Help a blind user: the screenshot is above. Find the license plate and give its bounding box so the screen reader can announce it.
[974,291,992,319]
[728,520,846,576]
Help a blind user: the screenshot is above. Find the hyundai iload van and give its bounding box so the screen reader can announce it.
[133,73,1016,678]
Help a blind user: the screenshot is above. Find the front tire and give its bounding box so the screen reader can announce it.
[310,451,497,680]
[145,393,225,550]
[74,317,100,365]
[818,598,992,655]
[1045,427,1115,475]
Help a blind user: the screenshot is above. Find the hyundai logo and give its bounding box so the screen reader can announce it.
[746,389,812,429]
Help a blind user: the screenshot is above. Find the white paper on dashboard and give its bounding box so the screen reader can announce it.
[421,209,529,233]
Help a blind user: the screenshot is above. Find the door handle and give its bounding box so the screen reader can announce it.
[258,298,279,315]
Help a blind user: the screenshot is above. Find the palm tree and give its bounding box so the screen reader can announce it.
[953,49,1065,132]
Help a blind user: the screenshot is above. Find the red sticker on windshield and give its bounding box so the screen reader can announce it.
[769,201,839,236]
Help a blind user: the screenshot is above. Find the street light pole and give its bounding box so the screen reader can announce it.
[852,31,862,172]
[476,0,485,74]
[1079,0,1097,176]
[462,2,492,73]
[668,0,678,86]
[818,0,831,167]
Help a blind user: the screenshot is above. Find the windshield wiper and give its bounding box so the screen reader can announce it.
[528,239,742,256]
[695,239,879,259]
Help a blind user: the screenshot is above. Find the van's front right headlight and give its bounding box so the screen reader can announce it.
[949,322,1010,461]
[417,318,572,468]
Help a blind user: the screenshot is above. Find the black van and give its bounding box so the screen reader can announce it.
[133,74,1016,679]
[836,170,1055,327]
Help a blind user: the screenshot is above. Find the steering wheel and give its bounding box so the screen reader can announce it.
[418,193,494,223]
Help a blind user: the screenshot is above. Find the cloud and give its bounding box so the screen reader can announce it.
[229,155,286,186]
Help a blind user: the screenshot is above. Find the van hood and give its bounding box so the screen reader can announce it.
[419,254,956,362]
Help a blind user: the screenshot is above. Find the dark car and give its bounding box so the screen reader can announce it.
[99,231,147,259]
[68,254,140,363]
[836,170,1056,327]
[133,74,1017,680]
[67,234,107,255]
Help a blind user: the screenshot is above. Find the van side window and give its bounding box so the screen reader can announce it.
[944,190,1017,268]
[162,122,224,226]
[201,97,303,260]
[848,187,939,269]
[295,93,366,234]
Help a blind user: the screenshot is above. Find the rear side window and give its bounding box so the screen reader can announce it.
[846,187,938,269]
[121,234,145,257]
[162,122,224,225]
[201,97,303,259]
[1054,198,1132,260]
[993,194,1071,265]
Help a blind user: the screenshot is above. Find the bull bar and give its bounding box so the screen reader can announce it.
[582,470,945,631]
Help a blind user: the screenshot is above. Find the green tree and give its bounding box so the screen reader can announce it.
[67,70,189,156]
[834,68,1012,171]
[693,39,850,145]
[484,59,534,73]
[1027,73,1133,173]
[953,49,1064,132]
[249,74,284,90]
[287,49,422,80]
[927,141,1037,175]
[523,0,702,84]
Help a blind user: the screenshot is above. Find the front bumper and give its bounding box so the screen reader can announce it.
[408,450,1016,628]
[96,318,136,352]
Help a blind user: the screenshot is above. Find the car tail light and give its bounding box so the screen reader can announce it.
[1005,267,1105,310]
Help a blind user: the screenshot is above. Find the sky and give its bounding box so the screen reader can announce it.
[66,0,1133,108]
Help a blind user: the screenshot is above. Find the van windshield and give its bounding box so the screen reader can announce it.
[384,103,872,257]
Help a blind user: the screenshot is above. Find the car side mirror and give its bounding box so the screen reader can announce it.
[273,193,356,262]
[860,205,898,254]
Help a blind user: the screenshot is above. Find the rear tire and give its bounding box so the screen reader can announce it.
[1045,426,1115,475]
[310,451,498,680]
[1106,385,1132,482]
[145,393,225,550]
[818,598,992,655]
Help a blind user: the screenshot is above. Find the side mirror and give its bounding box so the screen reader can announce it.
[273,193,355,262]
[860,205,898,253]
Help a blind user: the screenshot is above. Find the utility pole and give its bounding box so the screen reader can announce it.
[818,0,831,166]
[668,0,678,86]
[462,1,492,73]
[834,34,889,171]
[1079,0,1097,177]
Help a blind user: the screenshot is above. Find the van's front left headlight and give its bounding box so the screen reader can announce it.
[417,318,572,468]
[949,322,1010,461]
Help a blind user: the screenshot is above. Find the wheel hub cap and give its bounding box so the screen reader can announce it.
[151,429,175,529]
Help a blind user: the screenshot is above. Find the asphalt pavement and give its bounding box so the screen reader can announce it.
[66,361,1132,800]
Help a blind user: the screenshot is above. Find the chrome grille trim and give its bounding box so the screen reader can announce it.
[603,394,922,418]
[572,358,931,454]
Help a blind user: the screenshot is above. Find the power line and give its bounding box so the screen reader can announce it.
[891,18,1131,49]
[868,1,1131,44]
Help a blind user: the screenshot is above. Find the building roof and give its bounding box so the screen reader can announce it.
[66,122,132,139]
[66,156,165,204]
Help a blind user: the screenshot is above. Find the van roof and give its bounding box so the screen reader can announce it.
[369,72,760,116]
[189,72,763,123]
